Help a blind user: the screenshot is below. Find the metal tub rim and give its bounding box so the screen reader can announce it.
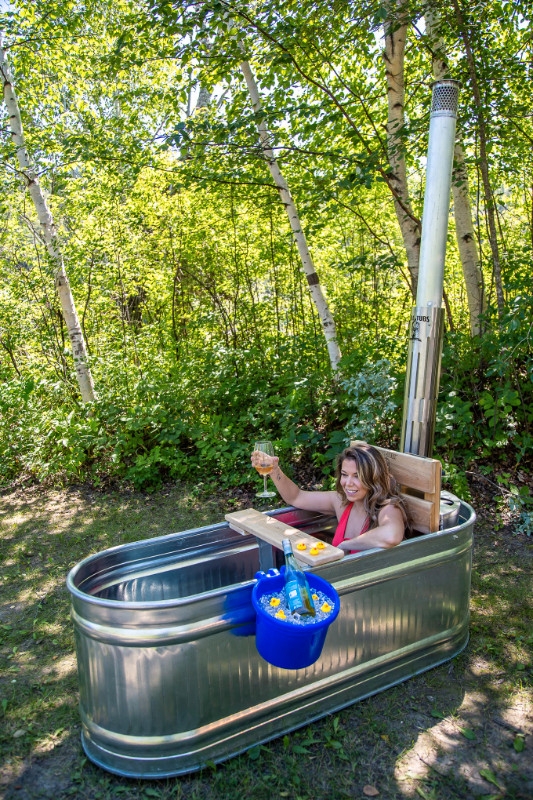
[66,500,476,611]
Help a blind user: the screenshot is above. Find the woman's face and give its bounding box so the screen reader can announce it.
[339,459,369,503]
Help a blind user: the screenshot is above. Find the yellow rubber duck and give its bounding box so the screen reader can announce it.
[310,546,320,556]
[275,610,286,620]
[296,542,307,551]
[312,594,319,601]
[321,602,332,613]
[270,597,281,607]
[317,541,326,550]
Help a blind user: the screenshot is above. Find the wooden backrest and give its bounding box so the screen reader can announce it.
[350,441,442,534]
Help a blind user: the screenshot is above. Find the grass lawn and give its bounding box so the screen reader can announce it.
[0,482,531,800]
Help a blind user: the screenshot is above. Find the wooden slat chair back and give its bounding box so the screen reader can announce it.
[350,441,441,534]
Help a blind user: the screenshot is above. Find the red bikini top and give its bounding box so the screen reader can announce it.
[332,503,369,552]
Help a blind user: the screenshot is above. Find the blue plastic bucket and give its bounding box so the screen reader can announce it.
[252,568,340,669]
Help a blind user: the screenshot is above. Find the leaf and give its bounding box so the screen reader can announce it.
[513,734,525,753]
[247,746,262,761]
[479,768,501,789]
[430,709,445,719]
[460,727,476,740]
[363,787,380,797]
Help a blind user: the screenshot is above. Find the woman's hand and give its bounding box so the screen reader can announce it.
[337,540,356,552]
[251,450,279,471]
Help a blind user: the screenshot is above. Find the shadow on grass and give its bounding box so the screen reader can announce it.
[0,488,531,800]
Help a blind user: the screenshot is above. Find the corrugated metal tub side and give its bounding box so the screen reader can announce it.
[67,502,475,778]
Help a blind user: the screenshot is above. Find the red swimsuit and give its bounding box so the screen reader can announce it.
[332,503,369,553]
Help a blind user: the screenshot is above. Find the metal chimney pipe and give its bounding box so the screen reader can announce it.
[401,79,461,457]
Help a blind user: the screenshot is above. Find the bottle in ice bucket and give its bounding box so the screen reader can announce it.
[282,538,316,617]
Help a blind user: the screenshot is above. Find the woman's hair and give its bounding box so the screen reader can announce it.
[335,443,411,533]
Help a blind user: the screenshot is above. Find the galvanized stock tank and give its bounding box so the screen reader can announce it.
[67,501,475,778]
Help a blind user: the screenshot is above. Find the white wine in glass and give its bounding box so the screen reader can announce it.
[253,440,276,498]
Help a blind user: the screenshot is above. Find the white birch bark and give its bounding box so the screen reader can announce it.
[383,3,421,297]
[451,143,486,336]
[425,7,486,336]
[451,0,504,320]
[1,37,96,403]
[196,85,211,110]
[240,59,342,373]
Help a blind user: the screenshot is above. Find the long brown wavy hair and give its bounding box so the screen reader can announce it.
[335,443,411,533]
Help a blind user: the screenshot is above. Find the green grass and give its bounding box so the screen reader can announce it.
[0,484,531,800]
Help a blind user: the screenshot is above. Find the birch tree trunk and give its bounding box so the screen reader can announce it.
[239,59,342,373]
[451,0,505,320]
[383,2,421,297]
[425,6,486,336]
[1,38,96,403]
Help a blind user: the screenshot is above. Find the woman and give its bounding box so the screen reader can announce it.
[251,442,409,552]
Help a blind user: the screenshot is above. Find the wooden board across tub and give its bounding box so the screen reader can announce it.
[225,508,344,566]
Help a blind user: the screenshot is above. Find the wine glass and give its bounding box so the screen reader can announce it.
[253,440,276,499]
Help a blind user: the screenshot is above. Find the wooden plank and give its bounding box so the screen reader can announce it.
[399,493,433,535]
[225,508,345,566]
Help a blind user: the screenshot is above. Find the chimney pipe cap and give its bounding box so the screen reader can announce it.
[430,79,461,117]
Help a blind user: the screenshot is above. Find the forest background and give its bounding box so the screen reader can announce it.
[0,0,532,531]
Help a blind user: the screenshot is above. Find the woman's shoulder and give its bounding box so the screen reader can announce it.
[331,491,348,517]
[377,500,405,521]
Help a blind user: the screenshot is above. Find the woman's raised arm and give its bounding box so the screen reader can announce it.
[251,452,338,516]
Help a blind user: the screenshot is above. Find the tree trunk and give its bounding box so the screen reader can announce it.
[383,1,421,297]
[451,0,505,320]
[425,5,486,336]
[451,143,486,334]
[240,59,342,373]
[1,37,96,403]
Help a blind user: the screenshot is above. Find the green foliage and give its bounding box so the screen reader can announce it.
[0,0,531,507]
[436,296,533,469]
[339,358,401,446]
[1,300,531,500]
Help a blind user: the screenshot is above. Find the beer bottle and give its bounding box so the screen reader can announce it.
[282,538,316,617]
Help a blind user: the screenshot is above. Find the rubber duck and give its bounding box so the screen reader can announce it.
[296,542,307,551]
[270,597,281,607]
[321,602,332,613]
[310,546,320,556]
